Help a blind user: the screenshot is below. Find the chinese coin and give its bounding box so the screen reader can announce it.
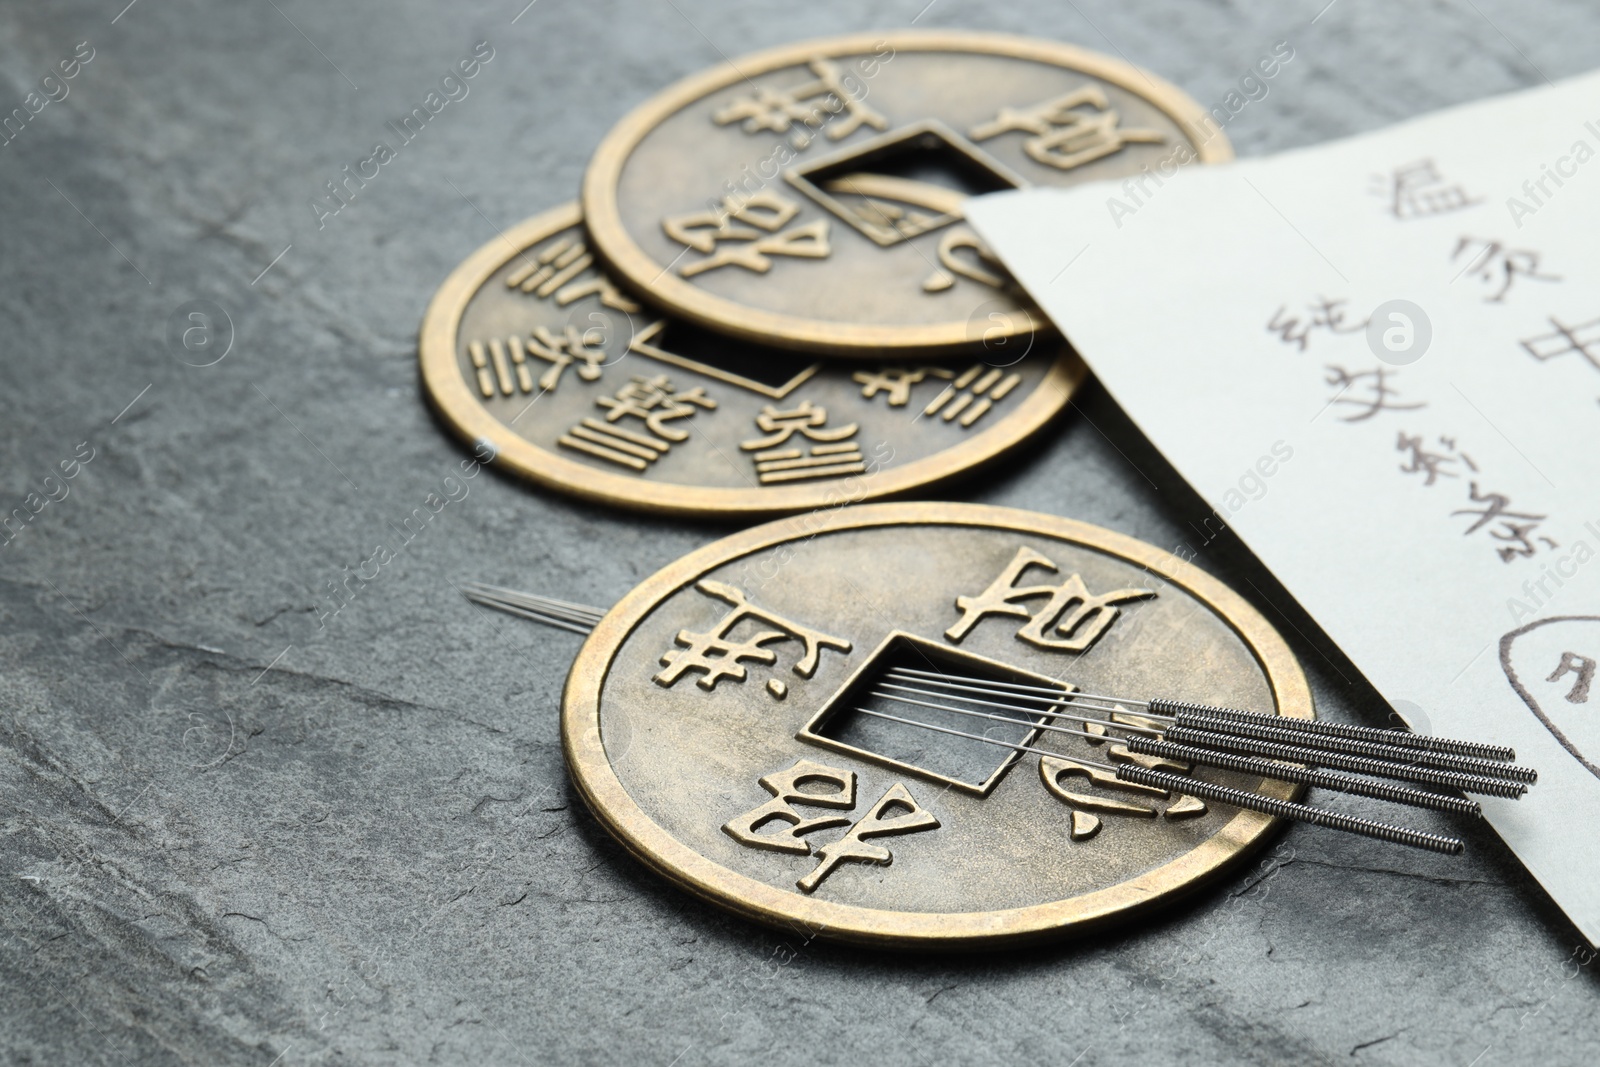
[419,203,1081,518]
[582,30,1230,355]
[563,502,1311,948]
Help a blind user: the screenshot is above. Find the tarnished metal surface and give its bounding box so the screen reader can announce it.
[564,503,1312,947]
[420,203,1081,516]
[583,31,1230,355]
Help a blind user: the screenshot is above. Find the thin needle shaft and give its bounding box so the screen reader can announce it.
[466,593,600,627]
[465,597,594,635]
[883,673,1157,720]
[872,684,1163,736]
[888,668,1163,714]
[462,582,607,633]
[888,667,1518,763]
[853,708,1463,853]
[870,689,1141,743]
[879,679,1529,792]
[463,582,606,622]
[854,707,1115,768]
[869,691,1484,814]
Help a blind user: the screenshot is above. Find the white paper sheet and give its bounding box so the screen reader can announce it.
[967,70,1600,944]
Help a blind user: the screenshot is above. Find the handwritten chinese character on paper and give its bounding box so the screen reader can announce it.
[1396,432,1477,486]
[1452,482,1558,563]
[1268,297,1367,352]
[1521,315,1600,374]
[1372,159,1481,220]
[1452,237,1560,303]
[1324,365,1426,422]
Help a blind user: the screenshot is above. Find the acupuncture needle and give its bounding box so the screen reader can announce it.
[883,670,1533,782]
[460,583,1529,801]
[862,687,1480,815]
[462,582,606,623]
[460,593,598,627]
[878,673,1532,785]
[888,667,1519,763]
[872,678,1527,798]
[462,582,605,633]
[850,708,1464,855]
[462,596,594,635]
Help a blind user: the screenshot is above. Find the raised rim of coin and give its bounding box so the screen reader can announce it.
[418,202,1084,518]
[582,29,1233,355]
[562,502,1312,949]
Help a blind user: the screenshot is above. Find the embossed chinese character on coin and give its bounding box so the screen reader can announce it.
[419,203,1082,517]
[582,30,1231,355]
[562,502,1311,948]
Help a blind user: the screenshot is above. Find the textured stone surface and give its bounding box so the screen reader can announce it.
[1,1,1597,1064]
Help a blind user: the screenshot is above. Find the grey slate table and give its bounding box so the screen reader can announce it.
[2,1,1597,1063]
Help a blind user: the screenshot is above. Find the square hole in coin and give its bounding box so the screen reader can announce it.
[627,319,821,401]
[796,631,1073,796]
[785,120,1025,247]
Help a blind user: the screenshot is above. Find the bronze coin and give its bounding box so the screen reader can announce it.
[419,203,1081,517]
[563,502,1311,948]
[583,30,1230,355]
